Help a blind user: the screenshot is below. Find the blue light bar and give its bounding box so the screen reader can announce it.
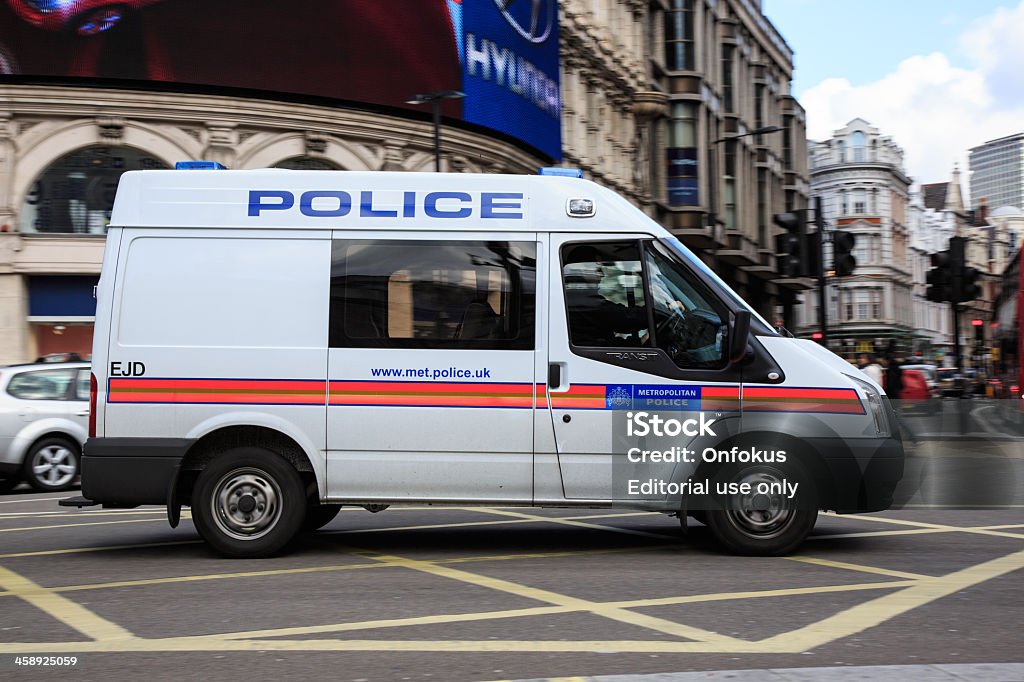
[175,161,226,170]
[539,167,583,178]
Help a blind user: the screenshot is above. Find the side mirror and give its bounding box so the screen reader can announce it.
[728,310,751,364]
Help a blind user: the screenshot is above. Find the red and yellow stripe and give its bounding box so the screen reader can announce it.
[328,381,536,408]
[541,384,607,410]
[742,386,864,414]
[108,378,327,405]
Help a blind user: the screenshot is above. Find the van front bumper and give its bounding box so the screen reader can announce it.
[811,435,905,513]
[82,438,192,506]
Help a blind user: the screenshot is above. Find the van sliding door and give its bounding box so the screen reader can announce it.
[325,231,538,502]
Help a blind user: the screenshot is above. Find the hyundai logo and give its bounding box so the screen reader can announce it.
[493,0,554,44]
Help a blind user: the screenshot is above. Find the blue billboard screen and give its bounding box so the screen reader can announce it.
[453,0,562,160]
[0,0,562,161]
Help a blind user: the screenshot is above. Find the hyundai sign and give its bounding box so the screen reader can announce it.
[0,0,562,160]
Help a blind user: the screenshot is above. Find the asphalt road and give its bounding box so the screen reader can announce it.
[0,485,1021,681]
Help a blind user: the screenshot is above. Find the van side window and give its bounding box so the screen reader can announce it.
[561,240,727,371]
[330,240,536,350]
[562,242,648,348]
[645,242,726,369]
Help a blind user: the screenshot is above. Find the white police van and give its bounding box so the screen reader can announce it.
[70,165,904,558]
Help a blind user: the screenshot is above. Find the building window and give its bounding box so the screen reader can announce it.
[20,146,167,234]
[721,44,735,112]
[757,168,767,245]
[664,0,695,70]
[851,131,866,162]
[852,188,867,214]
[666,102,699,206]
[274,157,341,171]
[723,140,736,229]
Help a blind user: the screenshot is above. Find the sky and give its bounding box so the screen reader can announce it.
[762,0,1024,194]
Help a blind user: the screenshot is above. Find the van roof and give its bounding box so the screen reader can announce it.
[110,169,666,235]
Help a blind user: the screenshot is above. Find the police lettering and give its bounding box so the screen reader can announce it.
[248,190,524,219]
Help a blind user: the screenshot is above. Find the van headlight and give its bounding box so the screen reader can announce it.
[845,373,890,437]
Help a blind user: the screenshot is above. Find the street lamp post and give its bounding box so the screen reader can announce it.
[708,125,783,271]
[405,90,465,172]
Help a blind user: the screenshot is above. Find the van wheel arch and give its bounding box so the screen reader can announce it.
[175,426,317,507]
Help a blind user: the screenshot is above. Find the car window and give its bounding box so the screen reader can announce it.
[6,368,76,401]
[74,369,90,401]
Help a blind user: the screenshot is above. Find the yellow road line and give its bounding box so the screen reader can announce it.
[603,580,914,610]
[0,565,136,642]
[784,556,930,580]
[811,528,954,540]
[209,580,910,642]
[0,517,185,534]
[826,513,1024,540]
[477,508,676,540]
[757,548,1024,652]
[0,545,670,599]
[213,604,573,640]
[0,540,202,560]
[357,549,740,645]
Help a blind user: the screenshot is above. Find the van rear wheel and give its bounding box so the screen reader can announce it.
[706,463,817,556]
[191,448,306,558]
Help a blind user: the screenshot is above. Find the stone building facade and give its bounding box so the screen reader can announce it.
[797,119,914,358]
[0,0,806,363]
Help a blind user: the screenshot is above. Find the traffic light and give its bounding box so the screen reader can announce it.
[958,266,982,302]
[926,250,952,302]
[832,230,856,276]
[774,210,807,277]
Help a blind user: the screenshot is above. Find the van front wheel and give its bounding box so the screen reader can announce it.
[706,463,817,556]
[191,448,306,558]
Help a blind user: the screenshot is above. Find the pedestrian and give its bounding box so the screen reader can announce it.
[861,355,883,385]
[886,355,904,399]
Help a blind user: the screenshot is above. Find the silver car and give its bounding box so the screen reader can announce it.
[0,362,89,492]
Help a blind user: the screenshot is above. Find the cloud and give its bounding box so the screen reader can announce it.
[800,1,1024,192]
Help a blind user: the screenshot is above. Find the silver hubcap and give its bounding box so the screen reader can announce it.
[211,468,282,541]
[31,445,77,488]
[724,468,796,539]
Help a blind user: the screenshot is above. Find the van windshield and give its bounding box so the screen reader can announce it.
[659,237,776,332]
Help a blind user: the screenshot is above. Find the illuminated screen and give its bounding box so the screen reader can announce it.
[0,0,562,160]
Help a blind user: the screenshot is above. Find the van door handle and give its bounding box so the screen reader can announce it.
[548,363,560,388]
[76,410,90,417]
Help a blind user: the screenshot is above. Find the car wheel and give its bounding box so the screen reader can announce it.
[191,447,306,558]
[706,462,817,556]
[303,504,342,532]
[23,437,80,492]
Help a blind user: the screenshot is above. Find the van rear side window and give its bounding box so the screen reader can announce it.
[117,237,329,348]
[329,240,536,350]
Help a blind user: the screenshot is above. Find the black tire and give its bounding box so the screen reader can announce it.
[191,447,306,558]
[303,504,342,532]
[706,461,817,556]
[23,437,80,492]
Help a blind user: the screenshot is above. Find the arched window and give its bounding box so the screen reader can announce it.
[21,146,167,234]
[273,157,342,171]
[851,131,866,162]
